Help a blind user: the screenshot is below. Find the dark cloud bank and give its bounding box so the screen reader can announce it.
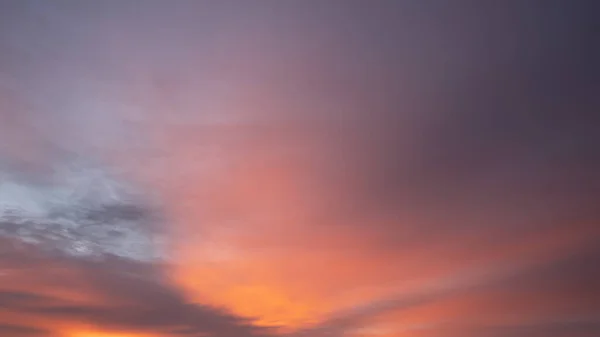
[0,258,272,337]
[0,160,272,337]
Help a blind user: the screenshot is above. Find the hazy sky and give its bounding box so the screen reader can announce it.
[0,1,599,337]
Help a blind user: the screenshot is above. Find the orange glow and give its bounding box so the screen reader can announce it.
[63,329,158,337]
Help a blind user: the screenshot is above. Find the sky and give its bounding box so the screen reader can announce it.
[0,1,599,337]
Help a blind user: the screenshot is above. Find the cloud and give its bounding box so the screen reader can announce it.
[291,232,600,337]
[0,155,269,336]
[0,249,272,337]
[0,324,53,337]
[0,290,58,308]
[398,320,600,337]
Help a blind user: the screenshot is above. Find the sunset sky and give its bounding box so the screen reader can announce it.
[0,1,599,337]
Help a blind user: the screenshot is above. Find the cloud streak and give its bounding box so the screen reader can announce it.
[0,245,273,337]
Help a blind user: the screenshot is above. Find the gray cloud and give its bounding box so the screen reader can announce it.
[0,325,53,337]
[0,157,269,337]
[0,250,272,337]
[0,158,164,262]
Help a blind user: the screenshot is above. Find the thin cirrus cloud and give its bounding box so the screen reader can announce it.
[1,1,599,337]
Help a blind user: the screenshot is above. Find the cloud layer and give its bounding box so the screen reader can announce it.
[1,1,599,336]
